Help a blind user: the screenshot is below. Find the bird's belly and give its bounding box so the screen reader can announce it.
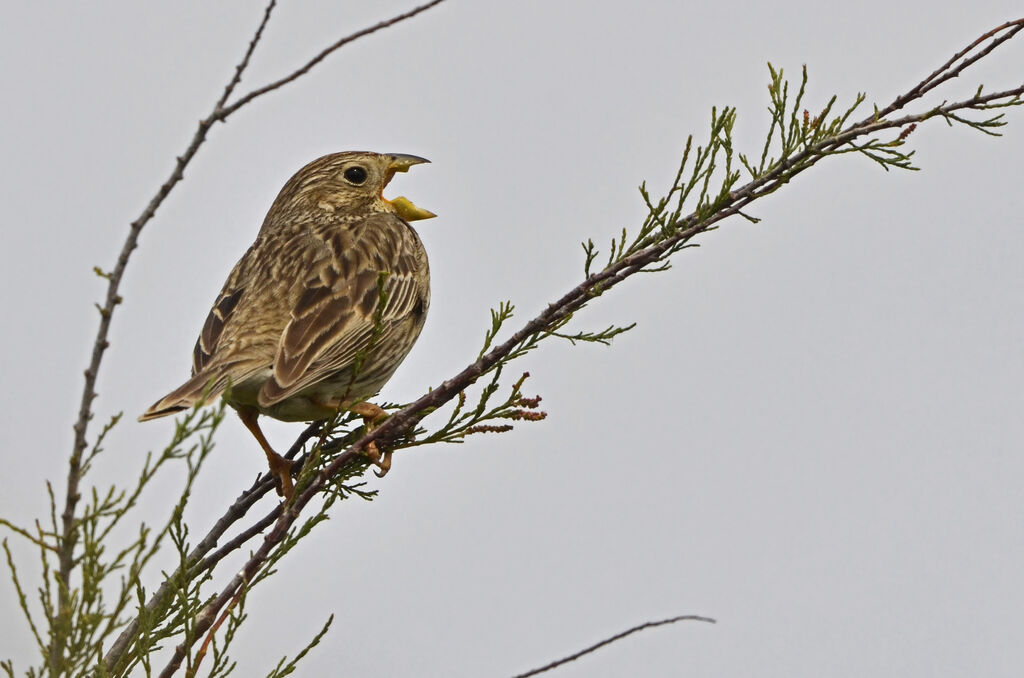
[222,314,425,423]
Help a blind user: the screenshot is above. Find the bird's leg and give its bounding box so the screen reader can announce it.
[237,408,294,500]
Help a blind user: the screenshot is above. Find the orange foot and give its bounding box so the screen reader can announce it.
[347,402,392,477]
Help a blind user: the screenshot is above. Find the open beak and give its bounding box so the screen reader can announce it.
[388,153,430,171]
[383,153,436,221]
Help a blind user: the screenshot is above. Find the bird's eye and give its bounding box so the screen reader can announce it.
[343,166,368,184]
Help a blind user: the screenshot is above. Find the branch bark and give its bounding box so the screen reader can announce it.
[510,615,716,678]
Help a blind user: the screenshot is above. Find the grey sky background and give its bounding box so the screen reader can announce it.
[2,1,1023,676]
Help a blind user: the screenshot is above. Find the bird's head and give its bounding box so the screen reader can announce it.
[270,151,436,223]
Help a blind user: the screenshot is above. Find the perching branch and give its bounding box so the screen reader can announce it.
[150,16,1024,676]
[56,1,448,675]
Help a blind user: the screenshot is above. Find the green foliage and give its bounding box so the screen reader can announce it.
[936,83,1021,135]
[581,60,1024,293]
[0,403,369,678]
[2,406,225,677]
[407,367,547,444]
[264,615,333,678]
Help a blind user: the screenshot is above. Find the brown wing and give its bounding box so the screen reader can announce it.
[139,242,274,421]
[257,212,428,407]
[193,286,244,374]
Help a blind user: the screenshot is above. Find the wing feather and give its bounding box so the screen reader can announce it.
[257,213,427,407]
[193,286,244,374]
[141,210,428,422]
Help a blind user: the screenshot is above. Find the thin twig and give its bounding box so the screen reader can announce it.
[510,615,717,678]
[220,0,448,118]
[155,19,1024,675]
[215,0,278,111]
[55,2,281,671]
[876,19,1024,120]
[191,507,279,577]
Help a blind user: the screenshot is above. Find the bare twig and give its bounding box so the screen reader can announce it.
[216,0,278,111]
[876,18,1024,120]
[510,615,717,678]
[55,3,280,671]
[154,19,1024,676]
[219,0,448,118]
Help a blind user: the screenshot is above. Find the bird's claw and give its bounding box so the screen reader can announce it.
[364,440,393,478]
[346,401,394,477]
[266,452,296,500]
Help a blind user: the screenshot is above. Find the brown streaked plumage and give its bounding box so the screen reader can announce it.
[139,151,435,498]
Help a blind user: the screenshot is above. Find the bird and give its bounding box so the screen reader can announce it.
[139,151,435,499]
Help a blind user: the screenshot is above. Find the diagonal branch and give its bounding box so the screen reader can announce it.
[216,0,278,111]
[510,615,717,678]
[877,18,1024,120]
[154,18,1024,676]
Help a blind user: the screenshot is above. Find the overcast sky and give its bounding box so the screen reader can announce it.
[2,1,1023,676]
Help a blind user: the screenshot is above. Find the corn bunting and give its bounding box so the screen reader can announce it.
[139,151,435,498]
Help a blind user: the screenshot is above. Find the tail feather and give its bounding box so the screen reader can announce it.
[138,403,189,422]
[138,372,225,422]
